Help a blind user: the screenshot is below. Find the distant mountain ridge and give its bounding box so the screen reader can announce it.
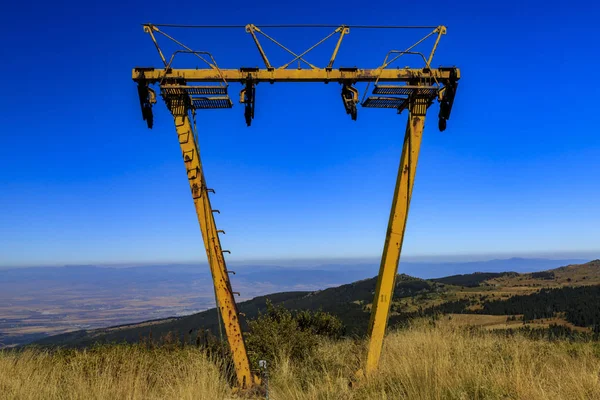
[1,257,588,282]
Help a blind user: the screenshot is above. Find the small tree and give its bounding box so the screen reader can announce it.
[245,300,345,366]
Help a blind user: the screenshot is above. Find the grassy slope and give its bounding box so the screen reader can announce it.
[3,322,600,400]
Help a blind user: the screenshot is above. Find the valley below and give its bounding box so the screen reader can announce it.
[1,257,597,348]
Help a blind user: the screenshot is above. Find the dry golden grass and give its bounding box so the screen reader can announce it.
[0,345,230,400]
[270,321,600,400]
[2,322,600,399]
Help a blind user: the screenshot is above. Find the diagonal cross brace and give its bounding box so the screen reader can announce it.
[245,24,348,70]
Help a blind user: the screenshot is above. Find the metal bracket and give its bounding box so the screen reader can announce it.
[183,149,195,162]
[137,81,156,129]
[341,84,359,121]
[240,80,256,127]
[187,167,199,180]
[437,67,458,131]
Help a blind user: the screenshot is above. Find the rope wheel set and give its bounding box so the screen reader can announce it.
[133,22,460,391]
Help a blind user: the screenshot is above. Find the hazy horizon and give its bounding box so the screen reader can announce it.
[2,252,598,271]
[1,250,598,270]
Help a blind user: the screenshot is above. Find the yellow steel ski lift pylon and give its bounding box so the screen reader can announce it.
[132,23,460,389]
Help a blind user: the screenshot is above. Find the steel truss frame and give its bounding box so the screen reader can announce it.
[132,23,460,389]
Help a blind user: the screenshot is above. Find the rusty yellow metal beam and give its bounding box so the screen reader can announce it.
[427,26,447,67]
[365,95,428,375]
[245,25,274,69]
[132,67,460,83]
[170,110,255,389]
[327,26,350,68]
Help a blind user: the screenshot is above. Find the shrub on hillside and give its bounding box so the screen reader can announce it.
[245,300,345,366]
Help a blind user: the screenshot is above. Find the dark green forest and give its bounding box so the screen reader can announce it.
[431,272,514,287]
[421,285,600,330]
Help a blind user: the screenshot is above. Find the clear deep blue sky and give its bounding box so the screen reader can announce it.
[0,0,598,267]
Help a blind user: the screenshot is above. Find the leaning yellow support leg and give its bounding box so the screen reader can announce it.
[172,113,254,389]
[365,96,428,375]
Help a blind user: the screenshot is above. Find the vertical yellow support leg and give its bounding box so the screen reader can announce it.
[365,96,428,375]
[172,113,254,389]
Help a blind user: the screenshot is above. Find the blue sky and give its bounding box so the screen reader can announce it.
[0,0,599,267]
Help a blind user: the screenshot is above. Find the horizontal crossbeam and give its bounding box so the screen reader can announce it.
[132,67,460,84]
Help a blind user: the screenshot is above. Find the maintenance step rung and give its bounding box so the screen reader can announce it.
[373,85,438,97]
[192,97,233,109]
[161,85,228,96]
[362,96,408,109]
